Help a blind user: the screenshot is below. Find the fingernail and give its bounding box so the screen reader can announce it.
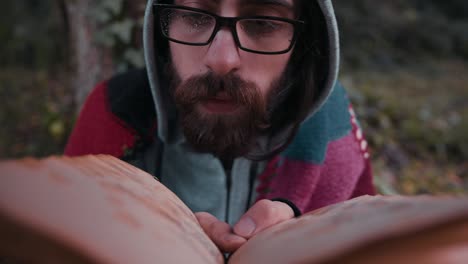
[223,234,245,244]
[235,216,256,237]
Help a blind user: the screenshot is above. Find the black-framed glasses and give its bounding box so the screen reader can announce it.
[154,4,305,55]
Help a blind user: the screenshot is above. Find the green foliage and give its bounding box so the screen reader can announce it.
[336,0,468,70]
[343,62,468,195]
[0,69,74,158]
[0,0,67,69]
[90,0,145,70]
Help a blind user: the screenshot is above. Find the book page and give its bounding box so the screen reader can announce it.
[229,195,468,264]
[0,155,224,264]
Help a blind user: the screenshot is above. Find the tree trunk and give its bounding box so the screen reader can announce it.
[63,0,146,111]
[64,0,114,112]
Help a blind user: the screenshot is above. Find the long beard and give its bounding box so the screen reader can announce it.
[172,71,282,159]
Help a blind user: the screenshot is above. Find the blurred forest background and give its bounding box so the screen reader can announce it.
[0,0,467,195]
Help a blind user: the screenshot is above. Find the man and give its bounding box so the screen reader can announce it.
[65,0,375,253]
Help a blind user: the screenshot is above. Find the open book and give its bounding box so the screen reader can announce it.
[0,155,467,264]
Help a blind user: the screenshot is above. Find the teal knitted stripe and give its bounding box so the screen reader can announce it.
[282,83,352,164]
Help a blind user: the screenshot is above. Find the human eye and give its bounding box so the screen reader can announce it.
[240,19,284,36]
[180,11,213,28]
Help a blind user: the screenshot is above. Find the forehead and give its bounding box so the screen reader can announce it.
[239,0,294,8]
[174,0,295,9]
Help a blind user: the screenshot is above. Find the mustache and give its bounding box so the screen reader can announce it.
[173,72,260,106]
[172,71,270,158]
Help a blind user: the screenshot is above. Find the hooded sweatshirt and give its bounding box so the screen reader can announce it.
[65,0,375,225]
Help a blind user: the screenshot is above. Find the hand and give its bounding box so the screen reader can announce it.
[195,199,294,253]
[195,212,246,253]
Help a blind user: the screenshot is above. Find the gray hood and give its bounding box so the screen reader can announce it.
[143,0,340,158]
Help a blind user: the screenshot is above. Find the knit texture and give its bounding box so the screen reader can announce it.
[65,82,376,214]
[255,84,375,212]
[65,82,137,157]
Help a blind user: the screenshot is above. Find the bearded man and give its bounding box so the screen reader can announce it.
[65,0,375,253]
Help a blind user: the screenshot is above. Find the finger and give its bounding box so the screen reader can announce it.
[195,212,247,253]
[233,199,294,239]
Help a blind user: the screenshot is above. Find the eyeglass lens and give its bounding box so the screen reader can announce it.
[159,8,295,53]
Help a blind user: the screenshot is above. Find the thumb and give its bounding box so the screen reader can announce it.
[233,199,294,239]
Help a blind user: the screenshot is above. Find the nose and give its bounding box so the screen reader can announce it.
[204,28,241,76]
